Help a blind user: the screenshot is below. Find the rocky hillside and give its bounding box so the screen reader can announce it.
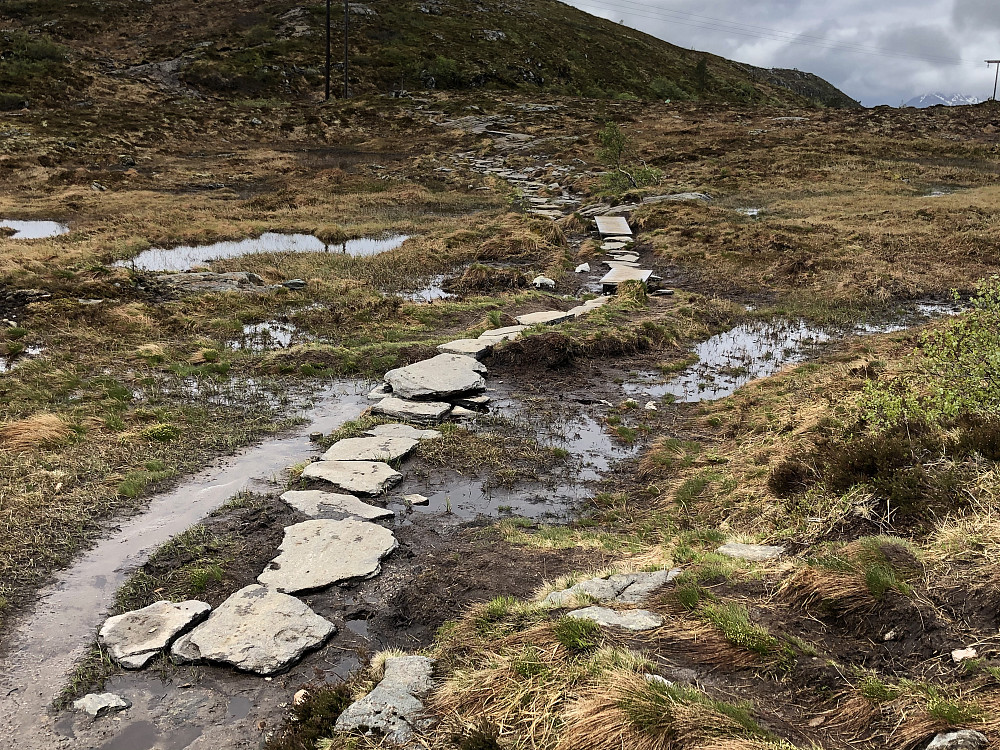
[0,0,860,108]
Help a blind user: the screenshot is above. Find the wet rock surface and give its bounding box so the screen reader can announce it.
[335,655,435,745]
[436,338,494,359]
[280,489,394,520]
[383,353,487,400]
[99,600,211,668]
[171,584,336,674]
[320,435,420,462]
[257,519,398,593]
[73,693,131,718]
[366,423,442,440]
[301,460,403,495]
[372,396,453,423]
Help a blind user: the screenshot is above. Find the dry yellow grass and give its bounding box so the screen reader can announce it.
[0,413,71,452]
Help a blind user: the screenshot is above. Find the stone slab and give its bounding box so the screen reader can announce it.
[384,353,486,400]
[604,260,641,269]
[99,600,211,667]
[600,268,653,288]
[335,656,435,745]
[301,460,402,495]
[595,215,632,237]
[74,693,131,718]
[575,263,590,273]
[170,584,336,675]
[515,310,574,326]
[478,325,526,342]
[372,397,453,424]
[258,519,398,593]
[321,435,419,462]
[280,490,393,521]
[716,543,785,561]
[568,606,663,631]
[436,338,494,360]
[366,423,442,440]
[545,569,681,607]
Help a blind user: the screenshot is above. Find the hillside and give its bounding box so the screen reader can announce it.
[0,0,860,108]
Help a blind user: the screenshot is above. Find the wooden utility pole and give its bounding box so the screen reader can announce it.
[988,60,1000,101]
[343,0,350,98]
[324,0,331,100]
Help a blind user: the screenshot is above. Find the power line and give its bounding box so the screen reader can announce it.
[568,0,975,67]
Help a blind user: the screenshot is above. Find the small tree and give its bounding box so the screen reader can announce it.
[694,56,709,94]
[597,122,637,189]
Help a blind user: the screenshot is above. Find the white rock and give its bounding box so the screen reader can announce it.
[403,493,429,505]
[952,647,979,663]
[926,730,989,750]
[644,673,673,687]
[436,338,494,360]
[171,585,336,674]
[451,405,480,418]
[373,397,453,424]
[384,354,486,400]
[301,460,402,495]
[99,600,211,668]
[321,436,419,462]
[545,569,681,607]
[335,656,435,744]
[575,263,590,273]
[366,423,442,440]
[258,519,398,593]
[515,310,573,326]
[73,693,131,718]
[567,606,663,631]
[532,275,555,289]
[280,490,393,521]
[478,324,527,342]
[716,543,785,561]
[645,401,657,411]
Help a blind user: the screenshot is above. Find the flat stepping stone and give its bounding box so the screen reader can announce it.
[384,353,486,400]
[365,423,442,440]
[321,435,419,462]
[604,260,641,269]
[601,241,631,252]
[301,460,402,495]
[605,235,633,243]
[436,338,494,360]
[595,215,632,237]
[335,656,435,745]
[610,253,640,263]
[99,600,210,669]
[567,295,613,317]
[716,543,785,561]
[478,324,526,342]
[373,397,453,424]
[258,519,397,593]
[171,585,336,675]
[280,490,393,521]
[545,569,681,607]
[600,267,653,292]
[74,693,131,718]
[568,606,663,631]
[515,310,574,326]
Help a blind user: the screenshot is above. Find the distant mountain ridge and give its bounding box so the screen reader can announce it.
[904,92,981,108]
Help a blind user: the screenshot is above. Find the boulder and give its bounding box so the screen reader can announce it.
[321,435,419,462]
[716,543,785,561]
[567,606,663,631]
[170,585,336,674]
[73,693,131,718]
[926,730,989,750]
[383,354,486,400]
[301,460,402,495]
[372,397,453,424]
[99,600,211,668]
[335,656,435,745]
[258,519,398,593]
[280,490,393,521]
[365,423,442,440]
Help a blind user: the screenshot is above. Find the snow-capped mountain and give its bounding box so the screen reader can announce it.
[903,92,981,108]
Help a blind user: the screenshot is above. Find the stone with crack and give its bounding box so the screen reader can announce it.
[544,569,681,606]
[280,490,393,521]
[301,460,402,495]
[99,600,211,668]
[372,397,453,424]
[258,519,398,593]
[365,423,442,440]
[321,435,419,462]
[335,656,435,744]
[383,353,486,400]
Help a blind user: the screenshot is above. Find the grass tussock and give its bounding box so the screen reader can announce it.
[0,413,72,451]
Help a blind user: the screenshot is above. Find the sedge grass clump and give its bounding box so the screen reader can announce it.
[696,601,778,656]
[0,413,72,451]
[553,616,602,653]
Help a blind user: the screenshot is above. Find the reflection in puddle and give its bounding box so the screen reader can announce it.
[228,321,299,351]
[0,345,44,373]
[0,219,69,239]
[403,275,454,302]
[117,233,410,271]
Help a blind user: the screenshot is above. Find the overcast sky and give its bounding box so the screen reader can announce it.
[561,0,1000,106]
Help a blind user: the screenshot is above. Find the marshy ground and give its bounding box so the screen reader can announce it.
[3,85,1000,750]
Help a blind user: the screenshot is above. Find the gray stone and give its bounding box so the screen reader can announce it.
[157,271,272,295]
[478,324,526,342]
[716,543,785,561]
[545,569,681,607]
[366,423,442,440]
[403,493,429,505]
[383,354,486,400]
[258,519,397,593]
[450,405,480,418]
[367,383,392,401]
[926,730,989,750]
[643,192,712,204]
[436,338,494,360]
[280,490,393,521]
[170,585,336,674]
[335,656,435,745]
[321,435,419,462]
[604,260,641,269]
[301,460,402,495]
[455,394,491,407]
[516,310,573,326]
[567,606,663,631]
[373,397,453,424]
[99,600,211,667]
[73,693,131,718]
[282,279,306,290]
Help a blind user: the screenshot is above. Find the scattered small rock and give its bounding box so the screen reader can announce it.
[532,275,555,289]
[73,693,131,718]
[545,569,681,606]
[403,493,429,505]
[282,279,306,290]
[575,263,590,273]
[926,730,989,750]
[952,647,979,663]
[644,401,657,411]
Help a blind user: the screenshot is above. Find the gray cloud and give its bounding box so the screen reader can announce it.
[564,0,1000,106]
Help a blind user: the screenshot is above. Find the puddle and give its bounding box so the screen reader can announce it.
[0,220,69,239]
[0,382,369,744]
[402,275,454,302]
[346,619,370,639]
[625,303,965,403]
[116,233,410,271]
[225,695,252,721]
[228,321,299,351]
[0,345,43,373]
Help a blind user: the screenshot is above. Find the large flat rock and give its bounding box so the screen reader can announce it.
[478,324,526,342]
[516,310,574,326]
[99,600,211,668]
[321,435,419,462]
[383,353,486,400]
[436,338,494,360]
[372,397,452,424]
[365,423,442,440]
[170,585,336,675]
[595,215,632,236]
[567,606,663,631]
[716,543,785,561]
[280,490,393,521]
[258,519,397,593]
[335,655,435,745]
[545,569,680,607]
[301,460,402,495]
